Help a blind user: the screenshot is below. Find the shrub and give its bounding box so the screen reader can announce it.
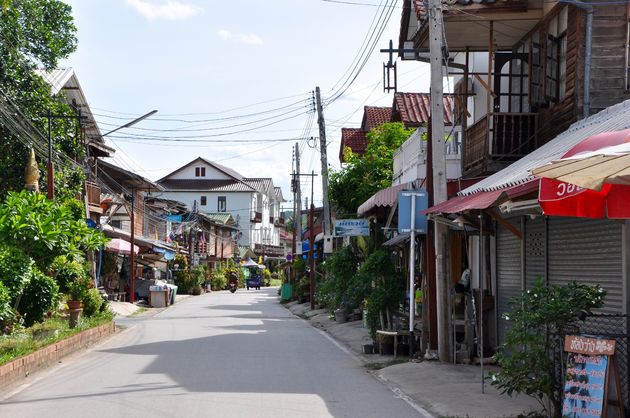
[210,269,227,290]
[51,256,90,294]
[190,266,205,289]
[318,245,358,312]
[17,269,59,327]
[489,278,606,417]
[0,282,17,334]
[0,244,33,296]
[82,288,103,317]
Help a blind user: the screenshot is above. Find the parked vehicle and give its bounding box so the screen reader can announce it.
[228,272,238,294]
[246,273,262,290]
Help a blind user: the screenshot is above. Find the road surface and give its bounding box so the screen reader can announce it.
[0,287,419,417]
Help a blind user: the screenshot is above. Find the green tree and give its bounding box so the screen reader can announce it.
[329,122,414,216]
[489,278,606,417]
[0,0,82,199]
[0,191,108,271]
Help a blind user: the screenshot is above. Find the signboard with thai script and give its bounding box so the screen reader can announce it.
[334,219,369,237]
[562,335,617,418]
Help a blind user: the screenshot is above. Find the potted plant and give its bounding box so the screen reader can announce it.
[66,276,91,309]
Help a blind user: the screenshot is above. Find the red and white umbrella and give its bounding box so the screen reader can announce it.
[105,238,139,255]
[532,129,630,218]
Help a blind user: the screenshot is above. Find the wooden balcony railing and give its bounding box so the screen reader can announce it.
[463,112,538,175]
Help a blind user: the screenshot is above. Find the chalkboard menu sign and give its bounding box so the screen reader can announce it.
[563,335,618,418]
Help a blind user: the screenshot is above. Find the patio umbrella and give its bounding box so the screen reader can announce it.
[105,238,139,255]
[241,257,262,268]
[532,129,630,218]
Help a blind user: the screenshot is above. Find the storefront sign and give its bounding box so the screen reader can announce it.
[562,335,617,418]
[334,219,369,237]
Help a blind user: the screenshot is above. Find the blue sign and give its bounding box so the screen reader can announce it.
[334,219,370,237]
[398,189,428,234]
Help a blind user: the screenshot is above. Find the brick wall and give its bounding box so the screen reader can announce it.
[0,322,116,390]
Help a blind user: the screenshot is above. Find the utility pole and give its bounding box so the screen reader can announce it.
[295,144,303,256]
[315,87,332,237]
[429,0,450,361]
[129,187,136,303]
[309,203,315,310]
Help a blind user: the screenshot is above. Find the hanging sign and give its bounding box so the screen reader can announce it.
[562,335,619,418]
[333,219,369,237]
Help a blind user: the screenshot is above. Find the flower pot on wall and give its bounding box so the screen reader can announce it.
[67,300,83,310]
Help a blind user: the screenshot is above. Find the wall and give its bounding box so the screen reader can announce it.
[168,161,235,181]
[0,322,116,390]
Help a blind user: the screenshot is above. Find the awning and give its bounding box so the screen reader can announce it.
[357,182,413,216]
[423,180,538,214]
[382,232,410,247]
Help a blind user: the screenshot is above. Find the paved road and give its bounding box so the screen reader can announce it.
[0,288,419,418]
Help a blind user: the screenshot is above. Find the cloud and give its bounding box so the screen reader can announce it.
[217,29,264,45]
[127,0,202,21]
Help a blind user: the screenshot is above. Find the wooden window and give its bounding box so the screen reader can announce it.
[195,167,206,177]
[218,196,226,212]
[626,20,630,90]
[200,196,207,206]
[530,41,543,105]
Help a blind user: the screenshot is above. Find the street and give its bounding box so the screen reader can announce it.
[0,288,420,418]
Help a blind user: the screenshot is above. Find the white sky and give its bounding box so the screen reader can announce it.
[60,0,430,209]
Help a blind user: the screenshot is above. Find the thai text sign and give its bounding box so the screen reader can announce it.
[334,219,369,237]
[562,335,616,418]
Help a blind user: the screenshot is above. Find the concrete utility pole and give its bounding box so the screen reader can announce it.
[428,0,450,361]
[295,144,303,253]
[315,87,332,237]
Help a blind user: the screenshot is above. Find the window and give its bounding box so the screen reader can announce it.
[111,220,121,229]
[200,196,207,206]
[626,20,630,90]
[545,8,567,103]
[218,196,226,212]
[195,167,206,177]
[530,37,543,105]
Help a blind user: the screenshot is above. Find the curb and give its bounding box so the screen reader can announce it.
[0,321,116,391]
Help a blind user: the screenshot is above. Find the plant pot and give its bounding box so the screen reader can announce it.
[334,309,347,323]
[362,344,374,354]
[67,300,83,310]
[68,308,82,328]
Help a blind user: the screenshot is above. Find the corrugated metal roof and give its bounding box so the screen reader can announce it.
[274,187,286,202]
[460,99,630,196]
[243,178,273,195]
[393,92,455,126]
[199,212,234,225]
[362,106,392,131]
[357,182,413,216]
[158,179,256,192]
[35,68,74,95]
[413,0,525,21]
[158,157,243,183]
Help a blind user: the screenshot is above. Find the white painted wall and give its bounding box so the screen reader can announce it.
[168,161,236,181]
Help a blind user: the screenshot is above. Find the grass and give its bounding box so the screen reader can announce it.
[364,357,409,370]
[0,311,114,366]
[131,307,148,316]
[269,278,282,287]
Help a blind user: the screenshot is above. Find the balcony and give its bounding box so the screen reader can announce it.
[273,217,285,227]
[463,113,538,178]
[250,211,262,223]
[85,181,102,214]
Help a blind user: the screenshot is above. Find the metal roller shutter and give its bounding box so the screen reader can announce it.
[524,216,546,290]
[496,217,523,345]
[548,217,623,314]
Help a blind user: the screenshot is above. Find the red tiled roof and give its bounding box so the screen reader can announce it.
[339,128,367,162]
[393,92,455,127]
[362,106,392,131]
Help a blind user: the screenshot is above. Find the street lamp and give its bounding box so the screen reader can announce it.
[101,109,158,304]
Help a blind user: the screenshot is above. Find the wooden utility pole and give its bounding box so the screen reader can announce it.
[428,0,450,361]
[315,87,332,237]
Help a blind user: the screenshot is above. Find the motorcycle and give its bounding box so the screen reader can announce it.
[228,272,238,293]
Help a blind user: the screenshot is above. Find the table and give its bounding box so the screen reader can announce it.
[376,330,411,359]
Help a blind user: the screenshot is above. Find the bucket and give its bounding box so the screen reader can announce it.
[334,309,347,323]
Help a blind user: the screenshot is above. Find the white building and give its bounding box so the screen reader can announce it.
[157,157,286,257]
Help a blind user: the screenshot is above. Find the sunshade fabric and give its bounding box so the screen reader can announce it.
[105,238,139,255]
[534,129,630,218]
